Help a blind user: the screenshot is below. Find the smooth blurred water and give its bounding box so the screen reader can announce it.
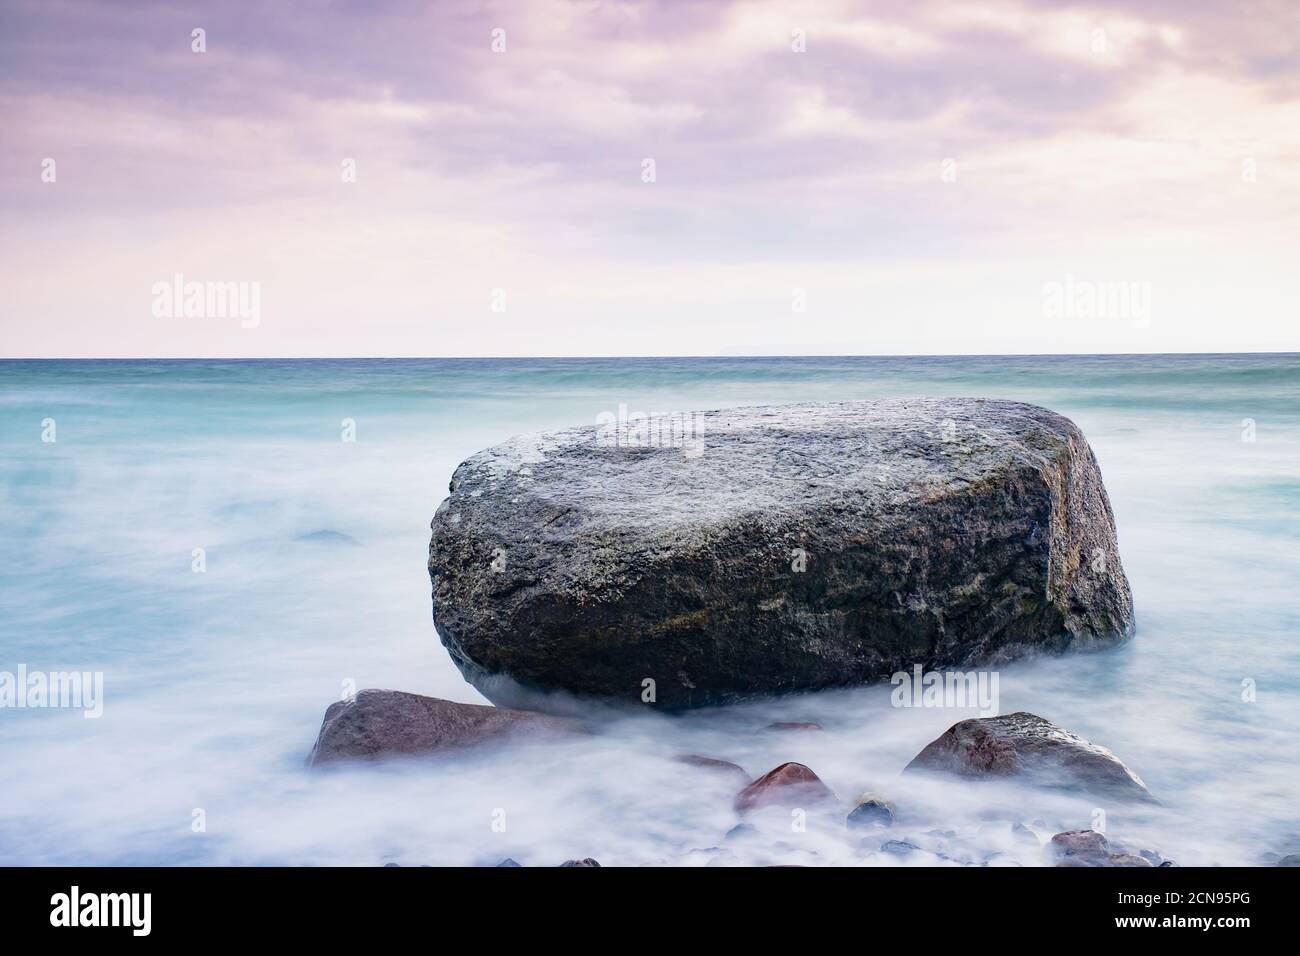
[1,354,1297,866]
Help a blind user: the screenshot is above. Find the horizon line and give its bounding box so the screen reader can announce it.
[2,350,1298,362]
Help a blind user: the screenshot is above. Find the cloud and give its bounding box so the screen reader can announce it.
[1,0,1297,355]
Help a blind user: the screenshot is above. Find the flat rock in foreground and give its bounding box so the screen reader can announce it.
[429,399,1134,709]
[904,712,1155,802]
[307,689,579,766]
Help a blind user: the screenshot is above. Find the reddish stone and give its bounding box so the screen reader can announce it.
[675,754,751,783]
[307,689,582,766]
[734,762,835,813]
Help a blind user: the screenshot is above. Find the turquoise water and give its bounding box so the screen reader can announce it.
[1,355,1297,866]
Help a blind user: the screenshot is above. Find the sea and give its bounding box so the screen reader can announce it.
[1,354,1297,866]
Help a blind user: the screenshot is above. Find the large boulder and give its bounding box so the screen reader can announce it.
[307,689,579,765]
[429,399,1133,709]
[904,712,1155,802]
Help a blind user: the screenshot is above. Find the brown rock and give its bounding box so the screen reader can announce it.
[307,689,580,766]
[675,754,751,783]
[1050,829,1109,864]
[1051,830,1154,868]
[734,762,836,813]
[904,712,1155,802]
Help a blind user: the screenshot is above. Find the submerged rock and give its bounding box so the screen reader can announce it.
[1051,830,1153,867]
[428,399,1133,709]
[298,529,358,545]
[880,840,920,856]
[846,793,896,829]
[1050,829,1109,865]
[724,823,759,842]
[675,754,751,783]
[734,762,836,814]
[307,689,580,766]
[1139,849,1178,867]
[904,712,1155,802]
[1012,823,1042,846]
[767,721,823,732]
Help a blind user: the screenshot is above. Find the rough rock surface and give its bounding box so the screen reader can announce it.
[880,840,921,856]
[734,762,836,813]
[307,689,579,766]
[429,399,1133,709]
[904,712,1154,802]
[1051,830,1154,867]
[846,792,896,829]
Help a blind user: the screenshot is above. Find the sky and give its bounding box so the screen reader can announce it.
[1,0,1297,357]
